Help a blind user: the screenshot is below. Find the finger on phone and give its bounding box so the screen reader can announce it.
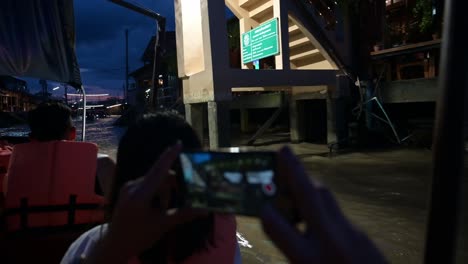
[279,147,327,232]
[140,143,182,201]
[261,204,316,263]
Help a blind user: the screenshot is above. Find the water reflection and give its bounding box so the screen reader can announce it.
[237,146,439,263]
[74,117,126,159]
[237,232,253,248]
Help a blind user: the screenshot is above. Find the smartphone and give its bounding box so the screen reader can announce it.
[178,151,298,221]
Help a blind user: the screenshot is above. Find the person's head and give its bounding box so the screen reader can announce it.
[28,102,76,141]
[110,111,213,263]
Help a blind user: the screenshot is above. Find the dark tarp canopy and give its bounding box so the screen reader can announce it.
[0,0,81,88]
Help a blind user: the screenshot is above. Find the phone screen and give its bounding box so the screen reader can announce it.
[179,151,297,219]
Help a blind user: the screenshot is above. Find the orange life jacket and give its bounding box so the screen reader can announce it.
[3,141,105,232]
[0,146,12,195]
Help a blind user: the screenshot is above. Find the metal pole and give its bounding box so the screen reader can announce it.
[424,0,467,262]
[81,86,87,141]
[108,0,164,21]
[64,84,68,105]
[39,79,47,101]
[125,28,129,103]
[150,21,159,108]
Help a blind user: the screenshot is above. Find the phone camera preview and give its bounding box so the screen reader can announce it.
[179,151,279,216]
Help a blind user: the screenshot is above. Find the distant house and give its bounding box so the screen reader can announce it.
[128,31,179,108]
[0,76,35,112]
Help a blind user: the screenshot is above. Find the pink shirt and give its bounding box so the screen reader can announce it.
[61,214,241,264]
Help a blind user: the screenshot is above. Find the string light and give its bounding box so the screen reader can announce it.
[67,93,109,97]
[106,104,122,109]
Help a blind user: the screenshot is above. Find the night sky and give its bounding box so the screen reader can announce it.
[29,0,177,98]
[25,0,234,98]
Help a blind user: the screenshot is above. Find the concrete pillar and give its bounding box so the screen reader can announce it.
[240,109,250,133]
[208,101,231,149]
[327,75,350,146]
[273,0,290,70]
[326,96,337,145]
[290,97,305,143]
[465,87,468,142]
[185,103,205,142]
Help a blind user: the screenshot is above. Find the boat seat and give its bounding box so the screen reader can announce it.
[2,141,104,232]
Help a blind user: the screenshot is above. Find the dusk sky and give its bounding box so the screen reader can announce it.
[29,0,177,98]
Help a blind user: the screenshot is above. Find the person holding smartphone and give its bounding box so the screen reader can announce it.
[71,112,387,264]
[61,112,240,264]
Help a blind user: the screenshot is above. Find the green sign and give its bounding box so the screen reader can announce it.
[242,18,280,64]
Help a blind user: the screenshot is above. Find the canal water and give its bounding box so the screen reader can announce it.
[2,116,467,263]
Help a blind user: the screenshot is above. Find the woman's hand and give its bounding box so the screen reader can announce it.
[87,143,206,263]
[261,147,387,264]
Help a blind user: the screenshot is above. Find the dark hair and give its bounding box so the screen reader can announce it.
[110,112,214,263]
[28,102,73,141]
